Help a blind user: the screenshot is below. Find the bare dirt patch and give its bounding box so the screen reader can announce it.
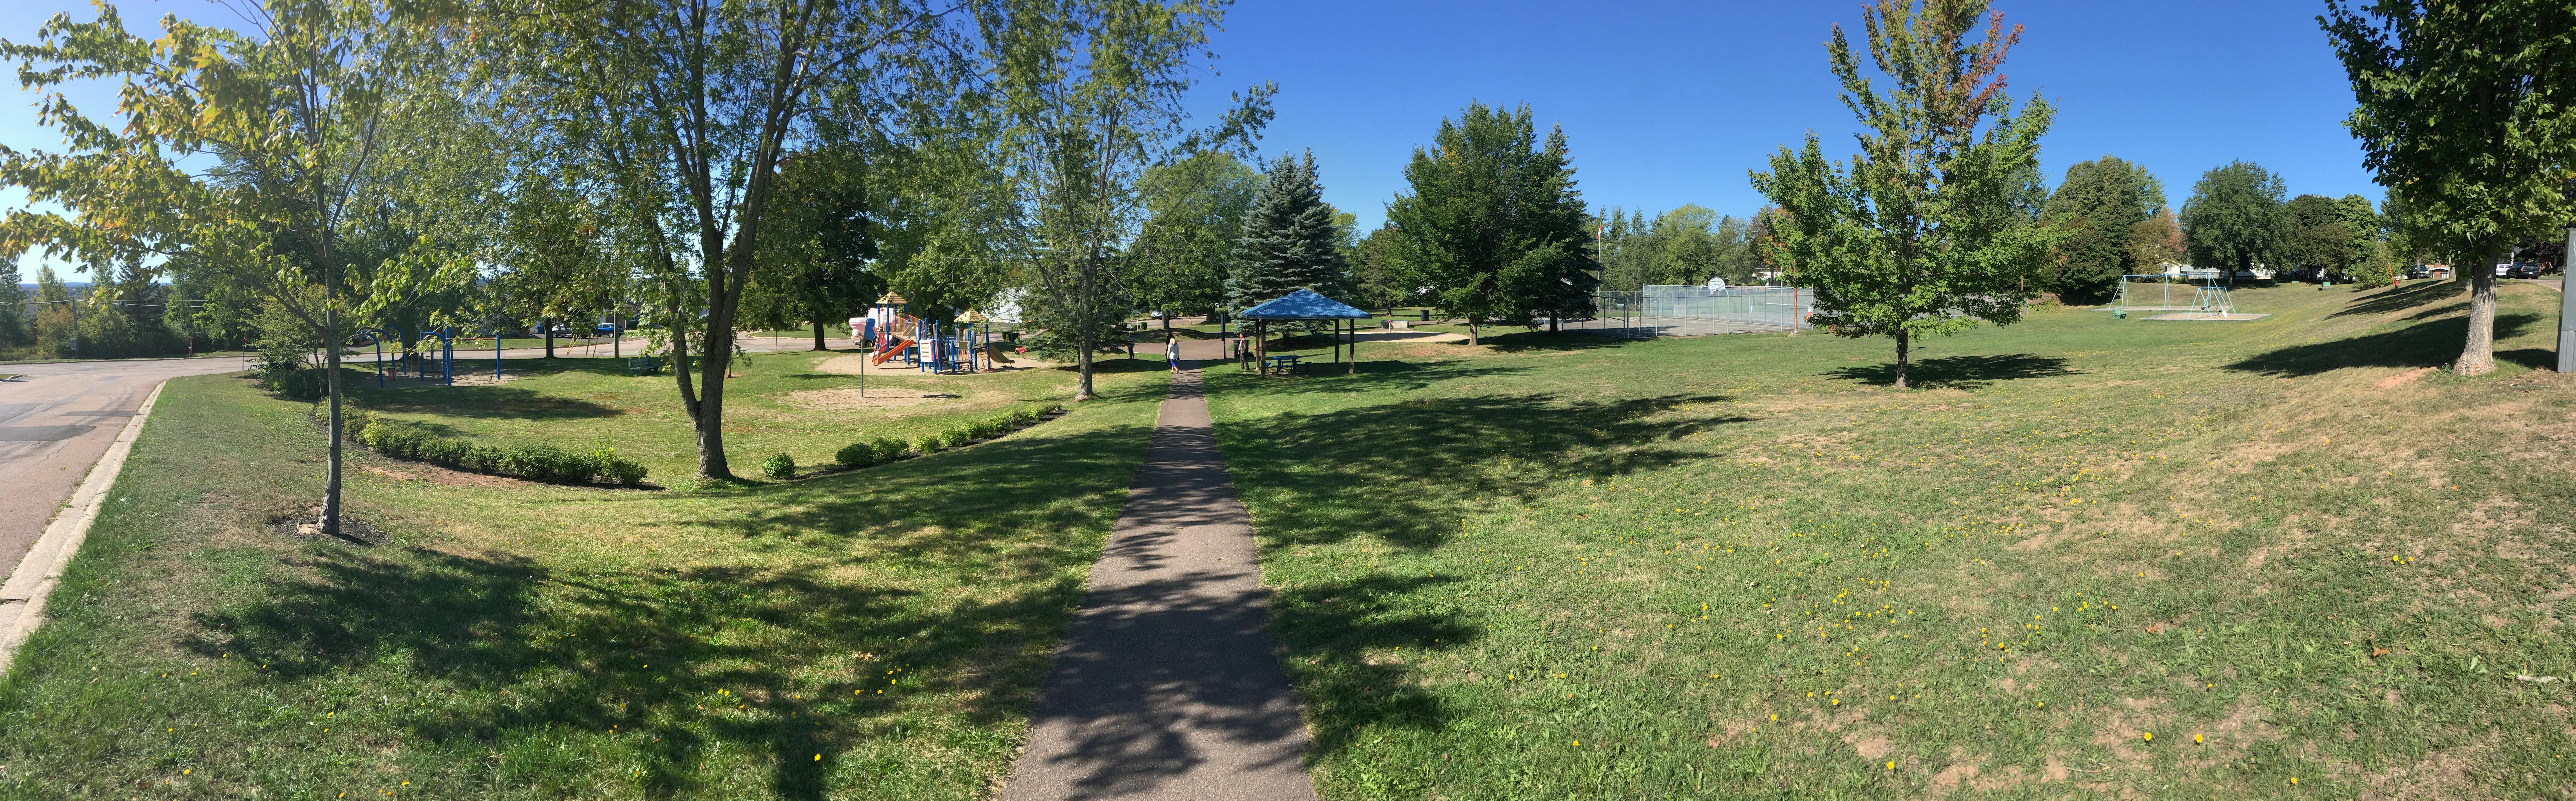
[783,388,963,411]
[265,509,388,546]
[2374,367,2437,389]
[814,354,1062,375]
[1363,343,1490,360]
[1349,330,1470,344]
[370,369,524,388]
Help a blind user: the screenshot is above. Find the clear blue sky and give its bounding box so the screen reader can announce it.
[1194,0,2375,230]
[4,0,2376,279]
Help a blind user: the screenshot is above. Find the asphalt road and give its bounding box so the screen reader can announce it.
[0,355,253,589]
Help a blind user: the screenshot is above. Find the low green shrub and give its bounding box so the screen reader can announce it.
[836,437,914,469]
[760,453,797,479]
[835,441,873,468]
[841,404,1065,466]
[344,411,648,486]
[593,448,648,485]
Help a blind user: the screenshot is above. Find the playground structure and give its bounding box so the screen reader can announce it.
[853,293,1016,374]
[366,328,455,386]
[2112,274,2265,321]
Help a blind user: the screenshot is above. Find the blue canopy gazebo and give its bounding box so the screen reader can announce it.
[1236,288,1374,376]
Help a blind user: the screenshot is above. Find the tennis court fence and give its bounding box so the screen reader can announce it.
[1552,285,1814,339]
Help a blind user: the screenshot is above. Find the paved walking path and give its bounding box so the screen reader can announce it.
[1002,341,1317,801]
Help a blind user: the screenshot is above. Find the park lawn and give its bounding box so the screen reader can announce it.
[0,362,1168,799]
[1205,280,2576,799]
[347,350,1148,483]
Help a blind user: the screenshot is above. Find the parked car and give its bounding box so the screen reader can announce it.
[2507,262,2542,279]
[2403,264,2431,280]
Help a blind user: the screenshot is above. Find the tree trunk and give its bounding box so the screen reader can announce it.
[1465,319,1480,345]
[543,319,555,358]
[1549,314,1560,333]
[1074,337,1095,401]
[2455,247,2500,375]
[321,301,343,538]
[1893,330,1911,389]
[697,333,734,479]
[812,319,827,351]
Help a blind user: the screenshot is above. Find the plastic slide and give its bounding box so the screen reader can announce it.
[984,342,1016,364]
[871,337,914,365]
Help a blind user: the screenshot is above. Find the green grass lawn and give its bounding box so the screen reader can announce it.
[347,350,1164,483]
[1206,280,2576,799]
[0,360,1168,799]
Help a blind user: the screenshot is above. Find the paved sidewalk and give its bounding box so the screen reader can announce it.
[1003,342,1316,801]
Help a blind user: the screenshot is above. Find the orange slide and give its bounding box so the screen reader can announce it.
[869,314,923,365]
[870,336,913,366]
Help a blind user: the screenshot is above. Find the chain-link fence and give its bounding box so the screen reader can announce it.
[1553,285,1813,339]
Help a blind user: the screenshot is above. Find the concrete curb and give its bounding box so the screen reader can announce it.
[0,380,166,674]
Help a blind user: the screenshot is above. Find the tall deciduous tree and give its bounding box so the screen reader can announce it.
[2040,155,2164,300]
[1126,151,1257,331]
[491,0,960,479]
[1382,103,1598,344]
[1225,150,1349,311]
[1750,0,2054,389]
[1596,205,1758,291]
[742,148,881,350]
[2285,193,2358,277]
[2323,0,2576,375]
[977,0,1268,400]
[0,1,440,538]
[2179,161,2289,286]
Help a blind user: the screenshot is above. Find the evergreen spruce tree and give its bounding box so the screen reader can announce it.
[1225,151,1351,311]
[1521,127,1602,332]
[0,259,25,347]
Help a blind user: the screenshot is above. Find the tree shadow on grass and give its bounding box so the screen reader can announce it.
[2327,279,2461,319]
[1204,358,1533,398]
[2224,313,2539,377]
[182,400,1173,798]
[1823,353,2079,389]
[184,526,1093,799]
[1267,574,1472,766]
[1481,329,1635,353]
[1211,391,1746,551]
[347,384,624,420]
[663,422,1159,583]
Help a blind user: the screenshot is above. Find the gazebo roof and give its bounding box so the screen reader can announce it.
[1239,288,1372,321]
[876,292,908,305]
